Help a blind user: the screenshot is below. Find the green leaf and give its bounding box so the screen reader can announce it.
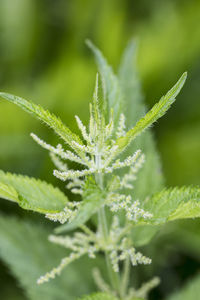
[0,215,95,300]
[118,40,164,247]
[119,40,144,128]
[0,182,19,202]
[55,177,106,233]
[115,72,187,154]
[0,92,83,150]
[77,293,118,300]
[141,186,200,226]
[0,170,68,213]
[119,40,164,200]
[86,40,123,127]
[167,273,200,300]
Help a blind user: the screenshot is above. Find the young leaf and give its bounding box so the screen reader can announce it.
[55,177,106,233]
[115,72,187,154]
[0,92,83,151]
[0,215,95,300]
[167,273,200,300]
[86,40,123,127]
[141,186,200,226]
[0,170,68,213]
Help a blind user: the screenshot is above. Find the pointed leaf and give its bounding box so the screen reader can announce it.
[141,186,200,226]
[119,40,144,128]
[118,40,165,247]
[119,40,164,199]
[86,40,123,126]
[115,72,187,154]
[0,92,83,149]
[0,170,68,213]
[56,177,106,233]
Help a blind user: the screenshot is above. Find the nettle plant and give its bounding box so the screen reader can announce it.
[0,41,200,300]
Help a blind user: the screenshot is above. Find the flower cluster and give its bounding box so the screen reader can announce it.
[46,201,81,224]
[37,216,151,285]
[107,195,152,222]
[107,217,151,273]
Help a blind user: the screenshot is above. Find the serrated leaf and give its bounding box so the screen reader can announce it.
[0,92,83,150]
[0,182,18,202]
[141,186,200,226]
[166,273,200,300]
[0,170,68,213]
[118,40,164,247]
[86,40,123,127]
[0,215,95,300]
[119,40,144,128]
[55,177,106,233]
[119,40,164,200]
[77,292,118,300]
[115,72,187,154]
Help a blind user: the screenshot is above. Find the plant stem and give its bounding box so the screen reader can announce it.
[98,207,121,294]
[121,257,130,297]
[95,153,122,297]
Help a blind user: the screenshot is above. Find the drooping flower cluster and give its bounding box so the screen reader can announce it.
[37,216,151,285]
[45,201,81,224]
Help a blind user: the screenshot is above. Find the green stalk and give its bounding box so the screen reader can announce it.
[95,152,121,296]
[98,206,121,294]
[121,257,130,297]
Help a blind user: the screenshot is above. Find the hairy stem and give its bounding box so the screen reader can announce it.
[98,206,121,295]
[121,257,130,297]
[95,152,121,297]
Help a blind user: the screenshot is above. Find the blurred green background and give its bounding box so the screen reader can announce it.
[0,0,199,299]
